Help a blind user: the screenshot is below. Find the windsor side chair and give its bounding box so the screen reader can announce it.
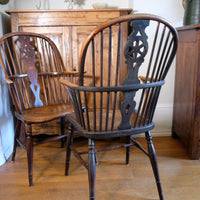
[0,32,78,186]
[60,14,178,200]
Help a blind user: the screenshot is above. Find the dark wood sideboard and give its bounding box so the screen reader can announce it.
[172,24,200,160]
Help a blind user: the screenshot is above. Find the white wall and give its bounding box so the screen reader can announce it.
[0,0,15,12]
[134,0,184,136]
[134,0,184,26]
[14,0,130,10]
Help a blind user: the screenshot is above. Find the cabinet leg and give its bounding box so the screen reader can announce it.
[171,131,179,139]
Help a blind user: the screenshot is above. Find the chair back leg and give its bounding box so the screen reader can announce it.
[126,136,131,165]
[145,131,164,200]
[88,139,96,200]
[65,124,74,176]
[12,119,22,161]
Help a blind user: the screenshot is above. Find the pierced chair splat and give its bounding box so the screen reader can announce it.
[60,13,178,200]
[0,32,78,186]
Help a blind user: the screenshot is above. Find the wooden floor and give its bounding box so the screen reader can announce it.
[0,136,200,200]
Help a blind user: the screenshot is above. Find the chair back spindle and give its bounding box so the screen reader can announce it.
[0,32,79,187]
[62,14,178,138]
[0,32,77,113]
[60,14,178,200]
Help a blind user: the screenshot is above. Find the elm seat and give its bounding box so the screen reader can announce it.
[0,32,77,186]
[65,109,151,139]
[16,104,74,124]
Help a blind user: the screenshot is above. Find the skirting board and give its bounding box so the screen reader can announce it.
[133,104,173,138]
[149,103,173,137]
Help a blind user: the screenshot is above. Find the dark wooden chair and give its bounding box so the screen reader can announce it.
[60,14,178,200]
[0,32,78,186]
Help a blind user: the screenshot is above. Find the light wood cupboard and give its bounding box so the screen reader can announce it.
[6,9,132,71]
[6,9,132,117]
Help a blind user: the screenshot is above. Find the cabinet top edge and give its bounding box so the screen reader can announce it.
[177,24,200,31]
[6,9,133,14]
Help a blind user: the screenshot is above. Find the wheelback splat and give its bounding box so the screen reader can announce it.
[119,19,149,130]
[19,35,43,107]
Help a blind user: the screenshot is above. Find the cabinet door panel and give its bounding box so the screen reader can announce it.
[71,26,96,71]
[20,26,73,71]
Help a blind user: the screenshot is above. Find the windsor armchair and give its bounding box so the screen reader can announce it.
[0,32,78,186]
[60,14,178,200]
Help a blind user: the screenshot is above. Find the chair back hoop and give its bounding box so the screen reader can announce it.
[63,14,178,135]
[0,32,77,113]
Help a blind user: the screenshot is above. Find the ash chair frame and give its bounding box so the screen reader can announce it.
[0,32,78,186]
[60,13,178,200]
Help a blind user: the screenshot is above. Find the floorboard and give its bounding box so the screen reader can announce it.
[0,136,200,200]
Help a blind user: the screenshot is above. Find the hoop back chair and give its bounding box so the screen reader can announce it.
[0,32,78,186]
[60,14,178,200]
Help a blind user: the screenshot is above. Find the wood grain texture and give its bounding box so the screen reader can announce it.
[172,24,200,159]
[0,137,199,200]
[6,9,132,72]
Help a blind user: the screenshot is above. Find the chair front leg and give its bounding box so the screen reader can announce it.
[12,119,22,161]
[26,124,33,187]
[126,136,131,165]
[88,139,96,200]
[145,131,164,200]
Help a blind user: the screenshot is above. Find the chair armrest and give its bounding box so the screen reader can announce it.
[37,71,79,76]
[5,77,13,84]
[62,71,79,76]
[59,77,79,88]
[60,77,165,92]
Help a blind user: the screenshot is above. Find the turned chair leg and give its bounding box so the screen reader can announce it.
[126,136,131,165]
[65,124,74,176]
[145,131,164,200]
[60,117,65,148]
[88,139,96,200]
[26,124,33,187]
[12,119,21,161]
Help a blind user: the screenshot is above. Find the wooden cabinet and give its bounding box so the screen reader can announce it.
[6,9,132,132]
[172,25,200,160]
[6,9,132,71]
